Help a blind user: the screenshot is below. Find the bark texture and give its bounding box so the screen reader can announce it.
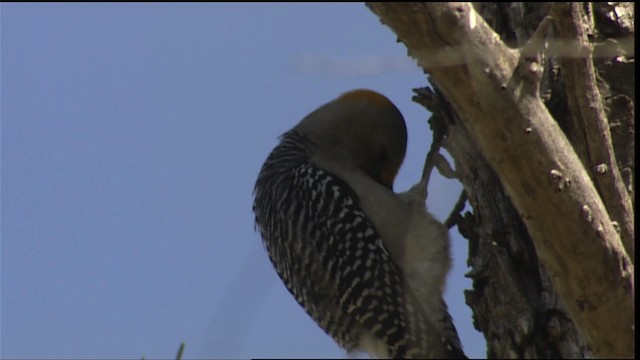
[368,2,634,358]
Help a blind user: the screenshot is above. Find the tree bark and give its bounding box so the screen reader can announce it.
[367,2,634,358]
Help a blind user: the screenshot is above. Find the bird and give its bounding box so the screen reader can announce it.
[253,89,466,358]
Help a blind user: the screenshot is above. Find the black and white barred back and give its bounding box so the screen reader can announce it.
[253,130,462,358]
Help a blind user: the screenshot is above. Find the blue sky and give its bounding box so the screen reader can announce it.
[1,3,486,359]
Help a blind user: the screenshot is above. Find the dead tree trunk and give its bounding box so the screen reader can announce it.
[367,3,634,358]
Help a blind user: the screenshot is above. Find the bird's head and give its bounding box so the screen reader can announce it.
[294,89,408,189]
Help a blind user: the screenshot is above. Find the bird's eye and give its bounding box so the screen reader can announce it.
[378,148,389,162]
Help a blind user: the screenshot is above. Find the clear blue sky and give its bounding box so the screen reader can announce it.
[1,3,486,359]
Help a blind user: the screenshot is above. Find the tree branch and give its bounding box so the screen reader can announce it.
[367,2,634,358]
[550,2,635,263]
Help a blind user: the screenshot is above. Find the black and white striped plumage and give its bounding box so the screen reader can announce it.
[253,89,466,358]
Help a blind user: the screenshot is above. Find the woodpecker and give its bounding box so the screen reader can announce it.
[253,89,466,358]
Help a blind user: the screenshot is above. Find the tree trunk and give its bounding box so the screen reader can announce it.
[367,3,634,358]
